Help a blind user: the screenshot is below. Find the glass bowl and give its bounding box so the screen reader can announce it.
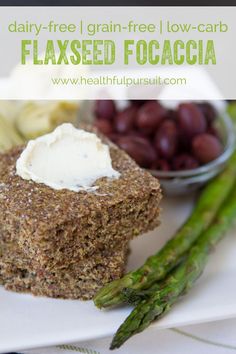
[148,111,235,196]
[79,101,235,197]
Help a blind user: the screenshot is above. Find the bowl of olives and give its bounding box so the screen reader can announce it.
[91,100,235,196]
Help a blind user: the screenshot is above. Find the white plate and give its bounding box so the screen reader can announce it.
[1,194,236,353]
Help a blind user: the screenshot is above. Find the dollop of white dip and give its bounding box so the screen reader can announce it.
[16,123,120,192]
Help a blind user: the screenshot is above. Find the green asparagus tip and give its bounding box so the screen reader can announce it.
[110,299,165,349]
[94,275,133,308]
[94,280,123,308]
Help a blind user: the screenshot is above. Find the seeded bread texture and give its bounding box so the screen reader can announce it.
[0,145,161,268]
[0,238,129,299]
[0,137,162,299]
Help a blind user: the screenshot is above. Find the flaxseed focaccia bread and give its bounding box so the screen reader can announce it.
[0,145,161,269]
[0,238,129,299]
[0,134,162,299]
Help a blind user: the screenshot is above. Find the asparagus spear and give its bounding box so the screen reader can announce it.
[111,186,236,349]
[94,152,236,308]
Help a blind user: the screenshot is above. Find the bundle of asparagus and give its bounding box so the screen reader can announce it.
[94,150,236,349]
[94,151,236,309]
[111,185,236,348]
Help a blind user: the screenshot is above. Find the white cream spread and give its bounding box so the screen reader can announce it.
[16,123,120,192]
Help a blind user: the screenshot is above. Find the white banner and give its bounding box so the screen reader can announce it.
[0,6,234,99]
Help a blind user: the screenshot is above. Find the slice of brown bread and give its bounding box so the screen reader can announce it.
[0,133,162,299]
[0,238,129,299]
[0,143,161,272]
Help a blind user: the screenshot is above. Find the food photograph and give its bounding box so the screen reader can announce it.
[0,3,235,353]
[0,98,236,353]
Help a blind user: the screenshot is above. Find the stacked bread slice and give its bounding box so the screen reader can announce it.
[0,141,162,299]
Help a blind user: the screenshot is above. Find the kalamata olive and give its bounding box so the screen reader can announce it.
[172,154,199,170]
[151,159,170,171]
[116,136,156,168]
[94,100,116,120]
[129,100,148,107]
[167,109,178,120]
[108,133,120,144]
[154,120,178,159]
[136,101,167,134]
[128,130,148,140]
[207,125,220,139]
[178,131,191,151]
[177,103,207,138]
[192,133,223,164]
[94,119,113,135]
[197,102,217,125]
[114,106,137,133]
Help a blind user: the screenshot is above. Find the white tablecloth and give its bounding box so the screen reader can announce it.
[22,318,236,354]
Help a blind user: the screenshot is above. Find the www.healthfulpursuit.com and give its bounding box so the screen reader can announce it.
[51,75,187,87]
